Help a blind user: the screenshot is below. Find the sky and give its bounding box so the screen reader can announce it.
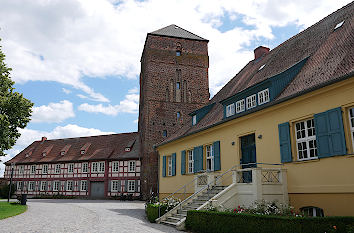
[0,0,351,176]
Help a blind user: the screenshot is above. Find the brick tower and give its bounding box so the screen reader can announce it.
[138,25,210,198]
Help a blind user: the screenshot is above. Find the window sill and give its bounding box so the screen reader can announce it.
[292,158,320,164]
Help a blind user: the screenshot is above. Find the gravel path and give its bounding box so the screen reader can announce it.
[0,199,182,233]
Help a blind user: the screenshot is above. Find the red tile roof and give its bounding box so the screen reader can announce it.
[159,2,354,146]
[5,132,140,165]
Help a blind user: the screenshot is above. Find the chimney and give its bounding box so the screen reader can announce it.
[254,46,270,60]
[41,137,47,142]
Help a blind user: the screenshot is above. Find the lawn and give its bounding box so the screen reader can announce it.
[0,202,27,220]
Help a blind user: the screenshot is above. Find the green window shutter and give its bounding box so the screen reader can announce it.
[108,180,111,192]
[124,180,128,192]
[193,147,199,173]
[172,153,176,176]
[181,150,186,175]
[198,145,204,172]
[314,107,347,158]
[118,181,121,193]
[162,155,166,177]
[135,180,139,192]
[278,122,293,163]
[213,141,221,171]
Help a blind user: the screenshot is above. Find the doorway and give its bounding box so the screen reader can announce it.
[240,134,256,183]
[90,182,105,199]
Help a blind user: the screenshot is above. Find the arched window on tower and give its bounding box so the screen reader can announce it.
[176,42,182,56]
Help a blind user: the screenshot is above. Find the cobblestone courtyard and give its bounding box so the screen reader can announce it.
[0,199,181,233]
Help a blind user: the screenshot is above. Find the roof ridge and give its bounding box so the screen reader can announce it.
[36,132,138,142]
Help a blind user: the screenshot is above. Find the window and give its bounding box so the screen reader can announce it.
[28,181,34,191]
[31,165,36,174]
[188,150,194,173]
[42,152,46,157]
[258,89,270,105]
[55,164,61,174]
[206,145,214,171]
[226,103,235,117]
[111,180,119,192]
[349,108,354,150]
[162,130,167,137]
[167,156,172,176]
[82,163,88,173]
[192,115,197,125]
[236,99,245,113]
[60,151,65,156]
[17,181,23,191]
[68,163,74,173]
[92,162,98,173]
[128,180,135,192]
[295,119,317,160]
[177,112,181,120]
[40,181,47,191]
[66,181,73,191]
[128,161,136,172]
[80,150,85,155]
[98,162,105,173]
[42,164,48,174]
[112,162,119,172]
[334,21,344,30]
[176,51,181,56]
[246,94,257,109]
[19,165,24,175]
[176,82,181,89]
[53,181,60,191]
[301,206,324,217]
[81,180,88,191]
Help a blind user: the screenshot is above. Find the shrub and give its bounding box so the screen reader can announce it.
[0,184,15,199]
[145,203,168,223]
[185,210,354,233]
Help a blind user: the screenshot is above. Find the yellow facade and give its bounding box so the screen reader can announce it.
[157,77,354,216]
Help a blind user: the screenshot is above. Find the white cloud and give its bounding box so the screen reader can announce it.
[62,88,72,94]
[31,100,75,123]
[0,124,115,176]
[78,88,139,115]
[0,0,350,99]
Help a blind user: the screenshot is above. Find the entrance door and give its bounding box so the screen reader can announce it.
[90,182,105,199]
[240,134,256,183]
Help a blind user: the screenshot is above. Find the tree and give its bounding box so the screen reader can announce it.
[0,38,33,156]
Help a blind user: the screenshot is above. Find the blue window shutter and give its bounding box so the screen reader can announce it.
[193,147,199,173]
[315,107,347,158]
[172,153,176,176]
[198,145,204,172]
[162,156,166,177]
[278,122,292,163]
[213,141,221,171]
[181,150,186,175]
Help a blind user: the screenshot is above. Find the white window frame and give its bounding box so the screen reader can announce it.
[188,150,194,174]
[42,164,48,174]
[55,164,61,174]
[81,180,88,191]
[192,115,197,125]
[301,206,324,217]
[92,162,98,173]
[246,94,257,109]
[17,181,23,191]
[226,103,235,117]
[30,165,36,174]
[167,156,172,176]
[206,145,214,171]
[127,180,135,192]
[82,162,88,173]
[98,162,105,173]
[66,181,73,191]
[28,181,35,191]
[40,181,47,191]
[111,180,119,192]
[128,161,136,172]
[258,88,270,105]
[19,165,24,175]
[236,99,245,113]
[295,119,317,161]
[349,107,354,150]
[68,163,74,173]
[53,181,60,191]
[112,161,119,172]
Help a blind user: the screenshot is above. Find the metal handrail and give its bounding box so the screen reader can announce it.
[161,175,199,202]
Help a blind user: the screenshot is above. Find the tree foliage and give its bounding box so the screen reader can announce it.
[0,39,33,156]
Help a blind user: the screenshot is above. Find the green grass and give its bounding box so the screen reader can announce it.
[0,202,27,220]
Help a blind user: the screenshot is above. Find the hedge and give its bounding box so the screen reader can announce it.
[185,210,354,233]
[145,204,168,223]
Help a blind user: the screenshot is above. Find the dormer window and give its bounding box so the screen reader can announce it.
[192,115,197,125]
[125,147,131,152]
[246,94,257,109]
[258,89,270,105]
[42,152,46,157]
[334,21,344,30]
[60,151,65,156]
[226,103,235,117]
[60,144,71,156]
[80,150,85,155]
[80,143,91,155]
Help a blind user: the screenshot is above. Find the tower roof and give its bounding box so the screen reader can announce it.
[149,24,208,41]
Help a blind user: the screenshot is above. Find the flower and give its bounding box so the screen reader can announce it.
[333,226,337,230]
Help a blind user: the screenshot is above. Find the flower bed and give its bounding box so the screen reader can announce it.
[145,197,181,223]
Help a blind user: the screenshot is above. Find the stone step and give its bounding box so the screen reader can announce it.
[171,213,186,218]
[166,217,181,223]
[161,220,178,226]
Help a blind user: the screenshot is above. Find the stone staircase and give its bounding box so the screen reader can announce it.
[157,186,226,229]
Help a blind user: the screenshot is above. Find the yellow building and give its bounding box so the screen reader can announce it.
[156,2,354,224]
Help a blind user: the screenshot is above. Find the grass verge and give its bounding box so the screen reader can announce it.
[0,202,27,220]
